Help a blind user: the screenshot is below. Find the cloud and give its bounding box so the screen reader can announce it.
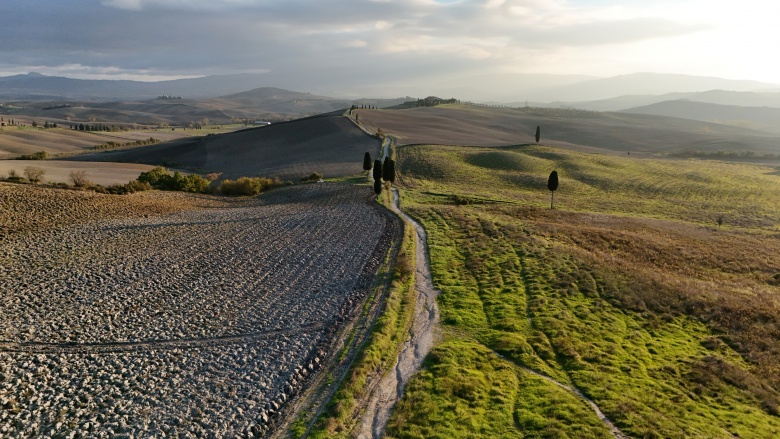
[101,0,259,11]
[0,0,741,97]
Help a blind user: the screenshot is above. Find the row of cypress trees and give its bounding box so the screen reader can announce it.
[361,125,557,207]
[363,152,395,195]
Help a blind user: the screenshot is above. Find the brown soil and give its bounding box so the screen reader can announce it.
[0,182,218,240]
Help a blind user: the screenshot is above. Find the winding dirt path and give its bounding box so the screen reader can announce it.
[356,188,441,439]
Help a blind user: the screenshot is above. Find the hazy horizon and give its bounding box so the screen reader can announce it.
[2,0,778,100]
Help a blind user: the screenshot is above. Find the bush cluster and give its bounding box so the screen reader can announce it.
[221,176,281,196]
[92,138,160,151]
[17,151,48,160]
[300,172,323,182]
[137,166,210,193]
[92,180,153,195]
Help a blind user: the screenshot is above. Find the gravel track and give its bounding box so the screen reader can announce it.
[0,183,394,438]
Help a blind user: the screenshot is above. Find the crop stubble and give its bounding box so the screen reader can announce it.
[0,182,395,437]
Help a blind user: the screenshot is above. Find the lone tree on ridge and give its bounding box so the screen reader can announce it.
[535,125,541,144]
[547,170,558,209]
[363,152,372,174]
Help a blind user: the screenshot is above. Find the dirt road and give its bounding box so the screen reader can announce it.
[356,187,441,439]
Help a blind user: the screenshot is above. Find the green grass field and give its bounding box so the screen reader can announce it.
[385,144,780,438]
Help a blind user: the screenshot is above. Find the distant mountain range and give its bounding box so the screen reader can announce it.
[532,72,777,103]
[621,100,780,134]
[3,72,780,132]
[2,71,779,104]
[0,72,298,100]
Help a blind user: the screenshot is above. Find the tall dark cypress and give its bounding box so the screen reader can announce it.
[373,159,383,182]
[363,152,372,172]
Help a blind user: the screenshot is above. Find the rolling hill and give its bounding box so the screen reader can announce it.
[622,100,780,134]
[541,89,780,112]
[1,88,411,127]
[354,105,780,156]
[0,72,278,100]
[68,112,381,180]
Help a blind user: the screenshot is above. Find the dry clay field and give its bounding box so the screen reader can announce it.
[0,182,398,437]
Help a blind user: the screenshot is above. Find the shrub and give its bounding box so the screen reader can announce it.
[6,169,23,182]
[137,166,172,188]
[221,177,280,196]
[300,172,323,182]
[23,166,45,183]
[18,151,48,160]
[126,179,153,192]
[169,172,210,193]
[136,166,209,193]
[69,170,90,188]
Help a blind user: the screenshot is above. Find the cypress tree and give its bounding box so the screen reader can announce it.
[383,157,396,183]
[373,159,383,182]
[374,179,382,195]
[535,126,541,144]
[363,152,372,172]
[547,170,558,209]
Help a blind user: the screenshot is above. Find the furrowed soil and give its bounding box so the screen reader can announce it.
[0,182,396,438]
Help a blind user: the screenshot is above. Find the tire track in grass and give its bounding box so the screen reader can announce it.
[514,251,629,439]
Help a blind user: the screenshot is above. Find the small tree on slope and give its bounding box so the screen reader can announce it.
[547,170,558,209]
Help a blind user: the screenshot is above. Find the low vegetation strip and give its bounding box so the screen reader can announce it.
[305,188,415,438]
[0,183,396,437]
[384,143,780,438]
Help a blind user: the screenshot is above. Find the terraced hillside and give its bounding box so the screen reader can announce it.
[0,182,398,437]
[71,113,381,180]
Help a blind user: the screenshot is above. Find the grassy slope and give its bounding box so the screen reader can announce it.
[386,144,780,438]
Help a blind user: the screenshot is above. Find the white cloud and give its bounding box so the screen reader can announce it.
[102,0,258,11]
[2,0,779,97]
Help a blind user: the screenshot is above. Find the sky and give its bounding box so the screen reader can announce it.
[1,0,779,99]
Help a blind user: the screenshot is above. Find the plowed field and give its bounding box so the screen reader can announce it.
[0,182,396,437]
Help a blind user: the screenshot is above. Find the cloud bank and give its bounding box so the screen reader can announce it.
[0,0,769,99]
